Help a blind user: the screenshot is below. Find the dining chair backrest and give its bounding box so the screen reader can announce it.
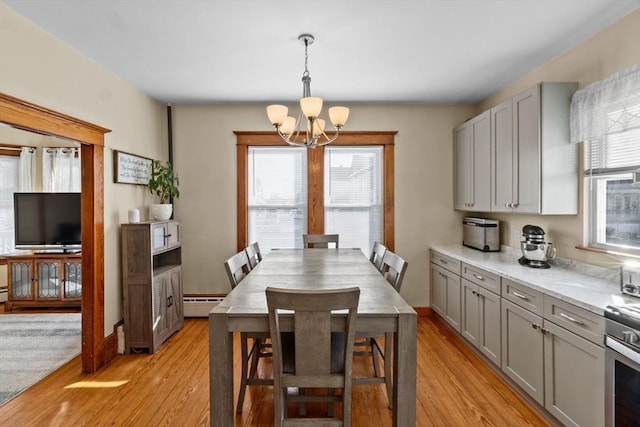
[266,286,360,426]
[369,241,387,273]
[381,251,408,292]
[245,241,263,270]
[303,233,339,248]
[224,250,251,289]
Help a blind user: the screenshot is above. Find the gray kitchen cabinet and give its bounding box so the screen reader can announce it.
[454,110,491,212]
[461,263,501,367]
[501,298,545,405]
[122,220,184,353]
[491,82,578,214]
[430,250,462,332]
[543,319,605,427]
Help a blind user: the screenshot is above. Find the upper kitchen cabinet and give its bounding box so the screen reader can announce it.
[491,82,578,214]
[454,110,491,212]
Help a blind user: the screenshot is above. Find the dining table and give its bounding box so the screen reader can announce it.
[209,248,417,426]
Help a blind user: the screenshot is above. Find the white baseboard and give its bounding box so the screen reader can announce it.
[183,296,225,317]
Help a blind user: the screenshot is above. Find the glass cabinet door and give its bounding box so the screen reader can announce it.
[64,261,82,298]
[37,261,60,299]
[10,261,33,299]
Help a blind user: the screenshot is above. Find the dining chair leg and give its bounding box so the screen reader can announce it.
[236,332,259,413]
[384,332,393,410]
[370,337,382,377]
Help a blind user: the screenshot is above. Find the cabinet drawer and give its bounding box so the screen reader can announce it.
[502,278,543,315]
[430,250,461,275]
[462,263,500,294]
[543,296,604,346]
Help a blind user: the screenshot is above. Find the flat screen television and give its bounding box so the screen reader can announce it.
[14,192,81,252]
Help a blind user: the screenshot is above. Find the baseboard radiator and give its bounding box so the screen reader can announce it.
[0,288,7,303]
[183,296,225,317]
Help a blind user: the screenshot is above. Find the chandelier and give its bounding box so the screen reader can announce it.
[266,34,350,148]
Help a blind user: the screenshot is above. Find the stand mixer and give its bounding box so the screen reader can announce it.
[518,224,557,269]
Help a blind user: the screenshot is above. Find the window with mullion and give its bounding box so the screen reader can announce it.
[247,147,307,254]
[324,146,383,255]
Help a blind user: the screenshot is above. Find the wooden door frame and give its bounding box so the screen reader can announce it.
[0,92,110,373]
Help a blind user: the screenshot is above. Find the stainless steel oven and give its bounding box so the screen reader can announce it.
[605,305,640,427]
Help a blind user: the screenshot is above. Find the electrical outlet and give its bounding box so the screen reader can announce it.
[513,230,521,241]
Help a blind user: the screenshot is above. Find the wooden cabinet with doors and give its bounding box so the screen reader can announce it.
[491,82,578,214]
[6,252,82,310]
[454,110,491,212]
[121,220,183,353]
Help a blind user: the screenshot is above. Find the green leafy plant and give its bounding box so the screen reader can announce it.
[148,160,180,204]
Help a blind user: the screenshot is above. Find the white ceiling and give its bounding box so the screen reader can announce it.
[3,0,639,104]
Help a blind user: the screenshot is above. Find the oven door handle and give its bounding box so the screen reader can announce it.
[606,336,640,365]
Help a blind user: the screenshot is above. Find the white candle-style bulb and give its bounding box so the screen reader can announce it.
[267,104,288,125]
[300,97,323,118]
[329,106,350,127]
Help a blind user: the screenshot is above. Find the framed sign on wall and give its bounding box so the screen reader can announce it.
[114,150,152,185]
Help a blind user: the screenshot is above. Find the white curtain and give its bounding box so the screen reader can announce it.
[42,147,81,192]
[18,147,35,192]
[570,63,640,144]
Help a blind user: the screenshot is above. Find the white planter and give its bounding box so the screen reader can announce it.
[149,204,173,221]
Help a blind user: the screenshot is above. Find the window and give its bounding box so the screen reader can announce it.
[325,146,383,254]
[571,64,640,254]
[42,147,81,192]
[236,132,395,254]
[247,147,307,253]
[0,154,19,253]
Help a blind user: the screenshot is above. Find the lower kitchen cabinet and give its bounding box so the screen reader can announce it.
[543,318,605,427]
[501,299,545,404]
[462,279,501,367]
[431,264,461,332]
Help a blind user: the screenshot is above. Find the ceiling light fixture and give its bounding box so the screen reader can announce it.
[266,34,349,148]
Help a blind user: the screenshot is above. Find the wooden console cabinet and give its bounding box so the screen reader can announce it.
[6,252,82,310]
[121,220,184,353]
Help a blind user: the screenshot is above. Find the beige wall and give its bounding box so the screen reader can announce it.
[172,103,474,306]
[477,9,640,271]
[0,4,166,335]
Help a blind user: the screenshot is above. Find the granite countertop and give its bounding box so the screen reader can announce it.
[430,244,639,315]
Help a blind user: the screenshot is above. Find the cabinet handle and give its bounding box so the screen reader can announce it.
[167,295,173,308]
[532,323,539,330]
[472,274,484,281]
[512,203,519,208]
[512,291,528,300]
[439,259,448,264]
[560,312,585,325]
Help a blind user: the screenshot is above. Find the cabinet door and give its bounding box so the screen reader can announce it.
[430,264,447,316]
[461,279,480,346]
[544,320,605,427]
[444,269,461,332]
[9,261,34,300]
[152,273,170,346]
[454,123,472,210]
[166,267,184,332]
[501,299,544,405]
[470,111,491,211]
[491,99,514,212]
[166,221,181,249]
[35,260,60,300]
[63,260,82,299]
[512,85,541,213]
[478,287,501,367]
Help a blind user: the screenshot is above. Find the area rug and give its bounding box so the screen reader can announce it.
[0,313,81,406]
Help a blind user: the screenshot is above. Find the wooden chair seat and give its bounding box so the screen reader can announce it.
[303,234,339,248]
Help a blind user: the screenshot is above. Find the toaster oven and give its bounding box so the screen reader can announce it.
[462,217,500,252]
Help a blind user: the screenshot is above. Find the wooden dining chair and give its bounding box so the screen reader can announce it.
[369,241,387,273]
[354,250,408,408]
[303,233,339,248]
[266,286,360,427]
[224,250,273,413]
[245,241,263,270]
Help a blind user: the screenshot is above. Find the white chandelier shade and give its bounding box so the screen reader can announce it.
[266,34,350,148]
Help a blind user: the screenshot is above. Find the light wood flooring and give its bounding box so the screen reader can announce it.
[0,315,551,426]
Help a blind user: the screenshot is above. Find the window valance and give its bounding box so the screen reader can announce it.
[570,64,640,144]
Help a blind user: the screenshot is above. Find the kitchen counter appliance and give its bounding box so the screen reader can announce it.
[519,224,556,269]
[462,217,499,252]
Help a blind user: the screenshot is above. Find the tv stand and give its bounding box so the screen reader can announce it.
[5,252,82,311]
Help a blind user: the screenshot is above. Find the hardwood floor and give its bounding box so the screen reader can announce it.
[0,315,551,426]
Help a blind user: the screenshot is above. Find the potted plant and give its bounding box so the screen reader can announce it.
[148,160,180,220]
